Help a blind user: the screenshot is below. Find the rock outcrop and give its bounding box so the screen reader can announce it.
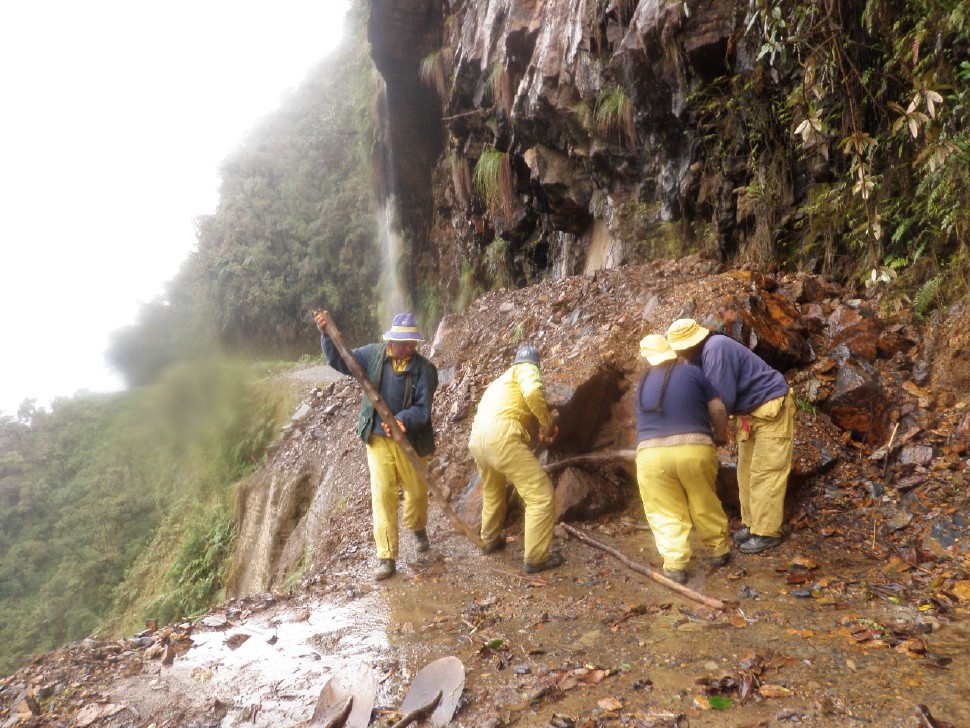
[367,0,833,304]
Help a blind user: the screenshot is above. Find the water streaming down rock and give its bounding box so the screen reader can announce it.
[379,195,408,321]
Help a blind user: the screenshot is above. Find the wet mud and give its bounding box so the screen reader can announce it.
[115,500,970,728]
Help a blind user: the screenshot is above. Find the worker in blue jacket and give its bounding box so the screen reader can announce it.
[635,335,731,583]
[315,310,438,580]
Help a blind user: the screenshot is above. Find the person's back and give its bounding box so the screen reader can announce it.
[665,318,794,555]
[471,362,549,436]
[468,345,562,574]
[636,362,718,442]
[700,334,789,415]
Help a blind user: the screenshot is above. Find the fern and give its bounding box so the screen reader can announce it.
[913,274,942,316]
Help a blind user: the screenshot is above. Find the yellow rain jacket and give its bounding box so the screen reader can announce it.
[469,363,555,566]
[471,363,551,434]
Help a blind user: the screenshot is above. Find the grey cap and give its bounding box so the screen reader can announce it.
[513,345,540,365]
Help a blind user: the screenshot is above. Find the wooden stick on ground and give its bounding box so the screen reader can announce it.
[882,421,900,484]
[319,312,485,550]
[560,523,727,610]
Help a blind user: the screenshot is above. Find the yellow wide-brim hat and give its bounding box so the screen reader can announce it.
[639,334,677,366]
[666,318,710,350]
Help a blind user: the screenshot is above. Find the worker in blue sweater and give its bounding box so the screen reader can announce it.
[635,335,731,583]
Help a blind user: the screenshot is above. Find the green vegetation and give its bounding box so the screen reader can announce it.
[449,151,473,209]
[0,1,375,675]
[594,85,635,147]
[419,49,448,99]
[698,0,970,307]
[473,147,515,222]
[486,61,512,118]
[0,361,288,674]
[108,0,381,389]
[485,236,513,289]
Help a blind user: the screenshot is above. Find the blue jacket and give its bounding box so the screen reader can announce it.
[322,335,438,455]
[636,362,719,441]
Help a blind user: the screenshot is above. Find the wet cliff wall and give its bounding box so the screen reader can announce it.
[368,0,969,308]
[367,0,770,298]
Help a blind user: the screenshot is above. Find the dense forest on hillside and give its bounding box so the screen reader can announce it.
[108,1,381,389]
[0,5,375,675]
[2,0,969,679]
[0,363,284,675]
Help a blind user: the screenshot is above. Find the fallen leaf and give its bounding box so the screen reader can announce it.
[881,556,913,575]
[675,621,707,632]
[597,697,623,711]
[951,581,970,601]
[789,555,818,570]
[759,684,793,698]
[896,637,927,657]
[706,695,734,710]
[902,381,931,398]
[578,669,608,685]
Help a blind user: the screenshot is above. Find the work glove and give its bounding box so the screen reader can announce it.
[539,423,559,444]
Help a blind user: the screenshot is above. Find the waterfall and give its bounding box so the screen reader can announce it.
[378,194,408,323]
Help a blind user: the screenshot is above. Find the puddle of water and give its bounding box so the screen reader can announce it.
[116,593,393,726]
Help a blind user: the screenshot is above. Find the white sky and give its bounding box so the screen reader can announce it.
[0,1,351,418]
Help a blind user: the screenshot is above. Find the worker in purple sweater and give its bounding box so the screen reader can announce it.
[666,318,794,554]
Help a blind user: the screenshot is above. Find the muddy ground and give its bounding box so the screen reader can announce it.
[3,259,970,728]
[16,491,968,728]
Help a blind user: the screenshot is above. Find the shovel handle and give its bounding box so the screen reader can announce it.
[318,696,353,728]
[390,691,442,728]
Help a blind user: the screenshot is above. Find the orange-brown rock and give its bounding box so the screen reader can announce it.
[828,304,881,362]
[819,346,890,445]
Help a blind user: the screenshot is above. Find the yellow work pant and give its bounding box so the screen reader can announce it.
[735,389,795,538]
[635,443,728,571]
[365,435,428,560]
[468,418,554,566]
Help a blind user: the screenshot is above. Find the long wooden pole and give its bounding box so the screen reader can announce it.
[542,450,636,474]
[319,312,485,550]
[560,523,727,610]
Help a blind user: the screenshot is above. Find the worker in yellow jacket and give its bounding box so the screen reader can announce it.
[469,345,563,574]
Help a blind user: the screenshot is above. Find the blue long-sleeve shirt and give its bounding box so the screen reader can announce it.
[698,334,789,415]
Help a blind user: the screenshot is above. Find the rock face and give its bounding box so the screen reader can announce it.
[367,0,811,302]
